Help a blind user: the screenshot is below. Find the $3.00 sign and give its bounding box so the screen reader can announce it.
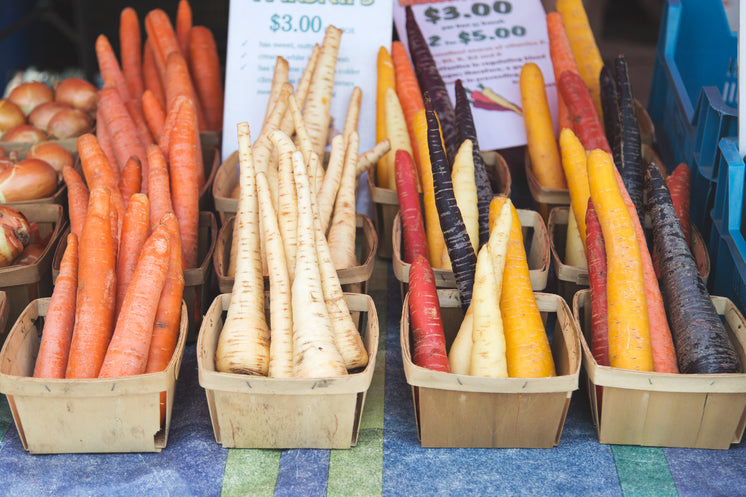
[393,0,555,151]
[221,0,393,161]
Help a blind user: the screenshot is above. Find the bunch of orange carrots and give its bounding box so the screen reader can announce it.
[216,27,370,378]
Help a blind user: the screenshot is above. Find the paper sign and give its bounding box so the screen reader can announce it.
[221,0,393,161]
[393,0,555,151]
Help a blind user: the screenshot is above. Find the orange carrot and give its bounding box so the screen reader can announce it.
[168,98,200,268]
[392,40,424,163]
[77,133,126,232]
[62,165,89,238]
[142,89,166,142]
[95,34,131,105]
[125,98,155,146]
[188,25,223,132]
[118,155,142,208]
[33,233,78,379]
[66,187,117,378]
[165,51,207,131]
[96,106,119,179]
[99,224,171,378]
[143,39,167,110]
[115,193,150,319]
[158,95,187,163]
[146,144,174,230]
[120,7,144,100]
[145,212,184,374]
[98,86,150,193]
[546,12,579,131]
[144,9,182,84]
[176,0,193,59]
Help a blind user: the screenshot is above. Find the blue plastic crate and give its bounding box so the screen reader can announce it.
[648,0,737,177]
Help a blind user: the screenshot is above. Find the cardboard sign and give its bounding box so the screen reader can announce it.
[221,0,394,160]
[393,0,554,150]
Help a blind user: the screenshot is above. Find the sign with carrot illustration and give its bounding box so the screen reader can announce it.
[393,0,555,150]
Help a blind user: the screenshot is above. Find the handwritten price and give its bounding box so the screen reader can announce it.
[270,14,323,33]
[423,1,513,25]
[428,26,526,47]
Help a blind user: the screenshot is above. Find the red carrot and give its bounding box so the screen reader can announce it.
[143,39,167,111]
[558,69,611,155]
[142,89,166,142]
[118,155,142,208]
[115,193,150,319]
[585,198,608,367]
[66,187,117,378]
[33,233,78,379]
[188,25,223,132]
[120,7,144,100]
[99,224,171,378]
[666,162,691,246]
[62,165,89,238]
[176,0,193,63]
[546,12,579,131]
[168,98,200,268]
[394,149,428,263]
[146,144,175,230]
[408,255,450,372]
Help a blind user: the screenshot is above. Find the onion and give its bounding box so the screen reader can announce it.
[26,141,73,175]
[0,158,58,202]
[0,159,13,174]
[47,108,93,139]
[1,124,47,144]
[55,77,98,115]
[0,99,26,135]
[0,205,31,267]
[28,101,71,132]
[0,145,6,158]
[13,242,44,266]
[7,81,54,116]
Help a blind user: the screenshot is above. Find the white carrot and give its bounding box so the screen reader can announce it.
[451,139,479,254]
[291,150,347,377]
[448,304,473,375]
[316,134,346,233]
[303,25,342,160]
[327,131,359,270]
[216,122,270,375]
[256,171,294,378]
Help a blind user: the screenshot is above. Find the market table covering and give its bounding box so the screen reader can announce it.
[1,261,746,496]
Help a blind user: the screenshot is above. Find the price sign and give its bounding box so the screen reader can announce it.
[221,0,393,161]
[393,0,554,151]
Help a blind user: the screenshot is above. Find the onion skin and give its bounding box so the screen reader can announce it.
[47,108,93,139]
[0,99,26,135]
[28,101,71,132]
[8,82,54,116]
[0,205,31,267]
[26,141,73,176]
[13,242,44,266]
[2,124,47,144]
[0,158,58,202]
[55,77,97,115]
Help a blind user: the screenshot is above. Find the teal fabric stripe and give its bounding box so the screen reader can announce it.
[0,396,11,445]
[220,450,281,497]
[612,446,677,497]
[327,261,388,497]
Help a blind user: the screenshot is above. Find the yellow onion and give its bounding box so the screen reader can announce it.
[7,81,54,116]
[0,99,26,135]
[0,205,30,267]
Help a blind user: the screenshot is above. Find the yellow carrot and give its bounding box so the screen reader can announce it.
[383,87,413,191]
[565,211,587,268]
[375,46,395,188]
[520,62,567,190]
[559,128,590,250]
[587,149,653,372]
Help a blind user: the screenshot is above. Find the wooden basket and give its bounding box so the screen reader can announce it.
[0,203,65,328]
[199,145,221,212]
[0,298,188,454]
[52,211,217,342]
[0,291,7,338]
[573,289,746,449]
[197,292,379,449]
[212,150,239,225]
[368,150,511,259]
[524,149,571,221]
[392,207,550,293]
[548,206,711,304]
[401,289,580,448]
[214,213,377,295]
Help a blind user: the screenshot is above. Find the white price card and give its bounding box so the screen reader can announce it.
[393,0,555,151]
[221,0,394,161]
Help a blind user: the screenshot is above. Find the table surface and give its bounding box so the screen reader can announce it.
[2,258,746,497]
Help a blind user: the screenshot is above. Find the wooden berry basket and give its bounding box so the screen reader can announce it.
[368,150,511,259]
[0,203,65,328]
[392,207,550,294]
[213,213,377,295]
[0,291,8,339]
[573,289,746,449]
[400,288,580,448]
[0,298,188,453]
[197,292,379,449]
[548,206,711,305]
